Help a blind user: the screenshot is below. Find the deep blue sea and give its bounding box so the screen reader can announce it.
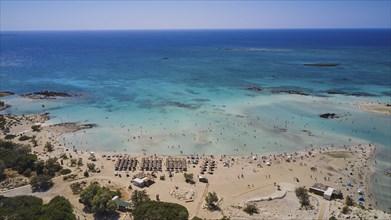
[1,29,390,211]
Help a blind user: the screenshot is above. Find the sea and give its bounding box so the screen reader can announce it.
[0,29,390,211]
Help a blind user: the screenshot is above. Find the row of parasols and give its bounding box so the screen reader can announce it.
[115,156,138,171]
[200,159,217,175]
[140,157,163,172]
[166,158,188,172]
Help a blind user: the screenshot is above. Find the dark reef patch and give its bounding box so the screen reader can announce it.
[320,113,340,119]
[22,90,77,99]
[349,92,377,97]
[192,98,210,102]
[244,85,262,92]
[325,89,347,95]
[304,63,339,67]
[165,101,200,110]
[271,88,309,96]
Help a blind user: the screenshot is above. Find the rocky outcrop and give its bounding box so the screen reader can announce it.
[0,91,15,97]
[0,101,10,111]
[22,90,75,99]
[271,89,309,96]
[245,85,262,92]
[49,122,96,132]
[320,113,339,119]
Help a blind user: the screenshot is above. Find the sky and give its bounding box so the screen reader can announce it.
[0,1,390,31]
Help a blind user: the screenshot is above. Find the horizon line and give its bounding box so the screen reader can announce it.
[1,27,390,32]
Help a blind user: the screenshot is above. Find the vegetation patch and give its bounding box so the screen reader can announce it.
[0,195,75,220]
[60,168,72,175]
[30,174,54,191]
[19,135,31,141]
[132,200,189,220]
[80,182,120,214]
[295,186,312,208]
[243,203,259,215]
[70,181,87,194]
[326,152,351,159]
[4,134,16,140]
[0,140,37,177]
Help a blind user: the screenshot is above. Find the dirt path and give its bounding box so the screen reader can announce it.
[232,183,274,198]
[191,183,209,219]
[317,199,330,220]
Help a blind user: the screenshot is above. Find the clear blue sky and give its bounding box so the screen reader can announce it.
[1,1,390,31]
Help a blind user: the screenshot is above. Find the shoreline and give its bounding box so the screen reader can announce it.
[354,102,391,115]
[1,112,389,219]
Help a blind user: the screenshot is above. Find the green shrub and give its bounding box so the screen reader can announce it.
[346,196,354,206]
[132,201,189,220]
[60,153,68,159]
[70,182,86,194]
[31,125,41,132]
[40,196,76,220]
[45,142,54,152]
[23,168,32,177]
[79,182,119,214]
[342,206,350,214]
[19,135,30,141]
[131,190,150,207]
[205,192,219,210]
[87,163,96,172]
[4,134,16,140]
[77,158,83,166]
[243,203,259,215]
[60,169,72,175]
[70,158,77,167]
[0,195,75,220]
[63,174,78,181]
[0,140,37,176]
[295,187,310,207]
[0,195,43,219]
[30,174,54,191]
[184,173,194,184]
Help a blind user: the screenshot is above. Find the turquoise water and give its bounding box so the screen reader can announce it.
[0,29,390,211]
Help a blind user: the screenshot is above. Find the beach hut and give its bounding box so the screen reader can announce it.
[198,175,208,183]
[309,183,328,196]
[132,178,146,188]
[132,172,154,188]
[323,187,334,200]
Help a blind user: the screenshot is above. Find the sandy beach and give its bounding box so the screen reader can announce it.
[1,113,390,220]
[355,102,391,115]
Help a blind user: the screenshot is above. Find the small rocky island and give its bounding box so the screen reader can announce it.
[21,90,75,99]
[320,113,340,119]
